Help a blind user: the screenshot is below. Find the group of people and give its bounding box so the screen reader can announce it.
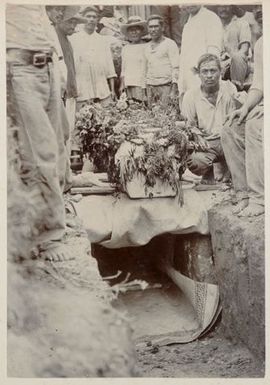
[6,4,264,262]
[44,5,262,121]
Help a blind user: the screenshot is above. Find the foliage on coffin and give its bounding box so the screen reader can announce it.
[75,102,189,199]
[75,102,139,183]
[115,129,189,201]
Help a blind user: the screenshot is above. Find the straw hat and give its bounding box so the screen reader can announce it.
[62,6,87,23]
[80,6,99,16]
[121,16,148,36]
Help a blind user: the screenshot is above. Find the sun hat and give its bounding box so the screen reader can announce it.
[80,6,99,16]
[62,6,87,23]
[121,16,148,36]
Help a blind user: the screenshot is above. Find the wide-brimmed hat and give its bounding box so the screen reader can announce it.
[62,6,87,23]
[80,6,99,17]
[121,16,148,36]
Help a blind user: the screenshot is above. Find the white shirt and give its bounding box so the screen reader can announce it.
[241,11,261,53]
[144,37,179,86]
[250,36,263,93]
[70,30,116,101]
[222,15,251,56]
[121,43,147,88]
[6,5,52,51]
[178,7,223,95]
[182,80,240,140]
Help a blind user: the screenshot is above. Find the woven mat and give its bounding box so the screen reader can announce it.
[116,264,221,346]
[154,265,221,345]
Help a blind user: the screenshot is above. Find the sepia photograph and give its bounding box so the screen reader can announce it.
[5,0,265,380]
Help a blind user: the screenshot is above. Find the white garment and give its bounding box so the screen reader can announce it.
[222,15,251,57]
[144,37,179,86]
[242,11,262,52]
[70,30,116,102]
[182,80,240,140]
[250,36,263,93]
[66,98,76,131]
[6,5,51,50]
[121,43,147,88]
[178,7,223,95]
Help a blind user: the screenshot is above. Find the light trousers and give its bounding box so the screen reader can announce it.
[187,139,225,179]
[221,106,264,205]
[65,97,76,155]
[10,62,70,250]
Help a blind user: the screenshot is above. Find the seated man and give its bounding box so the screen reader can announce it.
[221,35,263,217]
[182,53,242,185]
[217,5,252,90]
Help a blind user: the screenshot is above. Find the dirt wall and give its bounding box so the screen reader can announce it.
[7,118,136,378]
[8,259,136,377]
[208,204,265,363]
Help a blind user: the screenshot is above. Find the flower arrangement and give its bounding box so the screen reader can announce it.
[75,101,138,183]
[75,101,189,201]
[116,127,188,203]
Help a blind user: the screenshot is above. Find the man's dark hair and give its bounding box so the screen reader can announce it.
[45,5,63,11]
[147,14,164,27]
[197,53,221,71]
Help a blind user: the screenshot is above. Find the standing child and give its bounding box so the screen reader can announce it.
[120,16,148,103]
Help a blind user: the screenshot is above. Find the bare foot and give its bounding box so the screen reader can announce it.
[219,183,230,192]
[238,203,264,217]
[232,199,249,215]
[66,215,78,229]
[221,172,231,184]
[40,244,75,262]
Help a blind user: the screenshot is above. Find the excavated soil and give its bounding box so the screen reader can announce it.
[8,136,265,378]
[133,204,264,378]
[135,326,264,378]
[93,200,265,379]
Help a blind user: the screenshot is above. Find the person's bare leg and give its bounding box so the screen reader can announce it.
[244,114,264,217]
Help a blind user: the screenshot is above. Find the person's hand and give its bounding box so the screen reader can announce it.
[142,88,147,103]
[62,89,67,106]
[111,90,116,101]
[221,57,231,68]
[220,52,230,74]
[168,92,176,102]
[225,106,249,126]
[192,133,209,152]
[238,47,249,61]
[221,51,230,61]
[119,84,125,95]
[252,108,263,120]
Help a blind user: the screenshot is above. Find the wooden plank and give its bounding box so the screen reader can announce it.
[70,186,115,195]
